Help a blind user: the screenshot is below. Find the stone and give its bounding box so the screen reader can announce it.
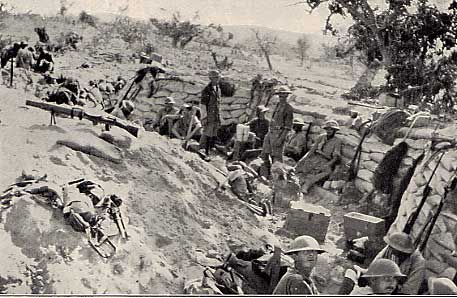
[284,201,331,243]
[360,152,371,162]
[362,160,378,172]
[330,180,346,190]
[354,178,374,193]
[357,169,373,182]
[230,109,245,118]
[363,141,391,154]
[369,153,384,163]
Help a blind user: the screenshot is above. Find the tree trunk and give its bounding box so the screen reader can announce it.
[349,62,381,100]
[263,51,273,71]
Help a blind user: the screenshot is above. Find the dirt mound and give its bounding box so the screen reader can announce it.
[0,88,279,294]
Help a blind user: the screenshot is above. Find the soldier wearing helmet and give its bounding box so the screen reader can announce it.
[374,231,425,294]
[294,119,342,194]
[273,235,326,295]
[350,258,406,295]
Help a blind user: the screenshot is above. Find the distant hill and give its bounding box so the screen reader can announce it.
[223,24,339,58]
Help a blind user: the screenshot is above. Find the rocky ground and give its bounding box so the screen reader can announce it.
[0,15,382,294]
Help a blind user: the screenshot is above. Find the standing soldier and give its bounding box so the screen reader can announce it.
[262,86,294,171]
[200,70,222,160]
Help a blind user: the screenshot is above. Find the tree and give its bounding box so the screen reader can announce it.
[150,12,203,49]
[298,0,457,107]
[252,29,277,71]
[59,0,74,17]
[78,11,97,27]
[295,35,311,65]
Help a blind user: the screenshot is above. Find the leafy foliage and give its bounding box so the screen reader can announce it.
[78,11,97,28]
[302,0,457,110]
[150,12,203,49]
[294,35,311,65]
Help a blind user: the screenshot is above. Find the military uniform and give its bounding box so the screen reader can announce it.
[200,82,221,137]
[262,101,293,162]
[273,268,319,294]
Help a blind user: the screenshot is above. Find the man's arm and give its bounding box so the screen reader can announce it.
[171,120,184,139]
[186,116,202,140]
[399,254,425,295]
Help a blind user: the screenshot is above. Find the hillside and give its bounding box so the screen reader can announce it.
[0,12,373,295]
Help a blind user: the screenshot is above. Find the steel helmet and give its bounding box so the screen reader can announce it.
[383,232,415,254]
[284,235,326,255]
[429,277,457,295]
[361,259,406,280]
[323,120,340,130]
[121,100,135,113]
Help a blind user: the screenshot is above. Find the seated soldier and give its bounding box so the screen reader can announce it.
[284,119,307,162]
[217,163,256,203]
[35,47,54,73]
[154,97,180,136]
[171,103,202,142]
[374,232,425,295]
[247,105,270,148]
[349,258,407,295]
[294,120,342,194]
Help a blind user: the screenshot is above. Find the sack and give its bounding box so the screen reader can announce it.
[220,80,236,97]
[236,124,250,142]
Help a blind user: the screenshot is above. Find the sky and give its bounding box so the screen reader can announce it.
[6,0,335,33]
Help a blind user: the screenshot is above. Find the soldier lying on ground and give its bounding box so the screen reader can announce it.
[348,258,407,295]
[294,120,342,194]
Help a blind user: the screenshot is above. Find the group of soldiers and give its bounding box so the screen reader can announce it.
[1,40,54,73]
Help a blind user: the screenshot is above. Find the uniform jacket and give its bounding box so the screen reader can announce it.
[201,82,221,125]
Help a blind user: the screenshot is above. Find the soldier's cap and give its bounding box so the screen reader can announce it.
[164,97,176,104]
[182,103,192,109]
[323,120,340,131]
[383,232,415,254]
[257,105,269,113]
[428,277,457,295]
[208,70,221,78]
[293,118,305,126]
[360,258,406,281]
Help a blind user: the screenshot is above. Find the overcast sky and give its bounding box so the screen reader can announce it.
[7,0,337,33]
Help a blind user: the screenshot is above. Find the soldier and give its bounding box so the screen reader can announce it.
[1,42,21,68]
[35,47,54,73]
[171,103,202,141]
[247,105,270,148]
[200,70,222,160]
[374,232,425,295]
[295,120,342,194]
[16,41,34,70]
[350,258,407,295]
[273,235,325,295]
[154,97,180,136]
[262,86,294,170]
[284,118,307,161]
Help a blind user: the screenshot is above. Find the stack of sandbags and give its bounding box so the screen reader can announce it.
[388,149,457,279]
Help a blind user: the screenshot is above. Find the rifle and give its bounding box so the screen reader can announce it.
[25,100,140,137]
[348,123,372,181]
[418,175,457,253]
[10,56,13,87]
[183,106,198,150]
[403,151,446,234]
